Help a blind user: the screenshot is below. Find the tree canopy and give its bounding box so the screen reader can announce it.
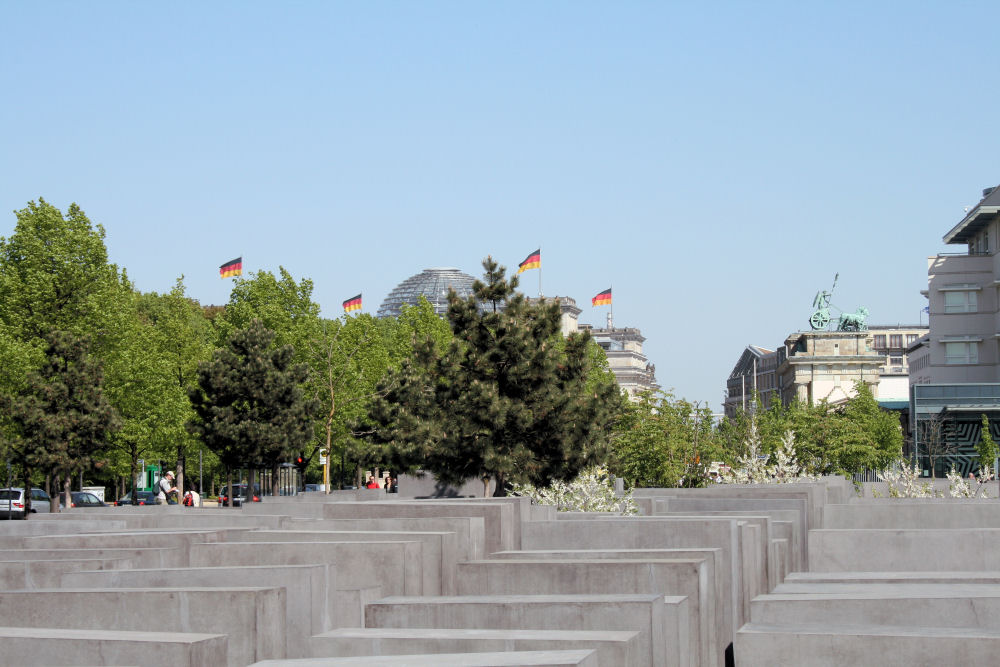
[358,257,624,495]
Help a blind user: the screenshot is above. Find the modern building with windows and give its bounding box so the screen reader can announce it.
[909,184,1000,476]
[724,345,778,419]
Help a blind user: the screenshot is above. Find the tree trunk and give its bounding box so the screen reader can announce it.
[226,467,233,508]
[63,475,73,511]
[22,465,32,519]
[271,462,280,498]
[176,453,185,502]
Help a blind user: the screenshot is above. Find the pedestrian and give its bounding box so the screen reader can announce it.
[157,471,179,505]
[183,483,201,507]
[387,476,398,493]
[365,475,380,489]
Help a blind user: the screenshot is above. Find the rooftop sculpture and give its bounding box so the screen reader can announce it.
[808,273,869,331]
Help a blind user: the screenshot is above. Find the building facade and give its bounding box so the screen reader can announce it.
[724,325,925,418]
[908,184,1000,476]
[724,346,778,419]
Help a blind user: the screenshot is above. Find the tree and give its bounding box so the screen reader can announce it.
[188,319,317,505]
[1,330,119,514]
[0,199,123,492]
[359,257,623,496]
[133,278,215,496]
[978,414,998,475]
[919,412,953,478]
[609,391,723,488]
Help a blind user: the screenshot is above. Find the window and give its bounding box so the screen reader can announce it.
[906,334,919,345]
[873,335,886,349]
[944,290,977,313]
[944,341,978,365]
[889,334,903,348]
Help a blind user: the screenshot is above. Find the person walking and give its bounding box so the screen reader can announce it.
[157,471,179,505]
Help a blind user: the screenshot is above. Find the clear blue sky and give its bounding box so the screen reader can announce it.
[2,1,998,410]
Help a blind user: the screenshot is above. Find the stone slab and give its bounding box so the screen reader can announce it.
[61,564,330,658]
[456,558,715,667]
[0,587,285,667]
[287,515,486,561]
[310,627,640,666]
[251,649,600,666]
[190,540,424,595]
[226,529,454,595]
[322,501,514,555]
[736,623,1000,666]
[0,625,227,666]
[808,528,1000,572]
[521,517,744,644]
[0,557,134,588]
[365,594,685,667]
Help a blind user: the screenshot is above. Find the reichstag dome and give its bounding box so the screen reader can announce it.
[376,267,478,319]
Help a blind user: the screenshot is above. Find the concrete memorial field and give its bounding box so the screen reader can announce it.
[0,475,993,665]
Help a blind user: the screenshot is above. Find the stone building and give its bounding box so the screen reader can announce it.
[776,331,884,406]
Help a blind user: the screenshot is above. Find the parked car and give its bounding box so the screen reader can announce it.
[218,484,260,507]
[0,488,53,519]
[303,483,324,493]
[114,490,158,506]
[63,491,108,508]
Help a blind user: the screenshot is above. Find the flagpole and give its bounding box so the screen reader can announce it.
[538,245,542,298]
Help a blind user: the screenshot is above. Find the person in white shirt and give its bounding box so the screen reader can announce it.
[157,471,179,505]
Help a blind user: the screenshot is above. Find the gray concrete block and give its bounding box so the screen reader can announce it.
[0,587,285,667]
[0,626,227,666]
[189,540,424,595]
[287,515,487,561]
[521,517,745,644]
[749,583,1000,630]
[226,529,455,595]
[822,501,1000,530]
[455,558,715,667]
[736,623,1000,666]
[365,594,685,667]
[0,547,185,568]
[60,564,331,658]
[808,528,1000,572]
[0,557,134,588]
[322,501,515,555]
[310,627,641,666]
[251,649,601,666]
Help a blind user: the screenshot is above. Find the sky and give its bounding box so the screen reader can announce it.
[2,1,999,411]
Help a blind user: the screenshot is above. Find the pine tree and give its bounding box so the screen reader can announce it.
[188,319,317,504]
[1,330,119,514]
[360,257,623,495]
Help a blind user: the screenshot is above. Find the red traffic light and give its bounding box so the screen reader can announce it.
[295,455,305,466]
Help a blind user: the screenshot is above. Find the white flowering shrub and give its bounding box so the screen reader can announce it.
[877,461,941,498]
[720,422,817,485]
[946,465,991,498]
[511,466,638,515]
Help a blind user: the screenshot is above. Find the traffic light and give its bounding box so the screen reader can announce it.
[295,453,305,467]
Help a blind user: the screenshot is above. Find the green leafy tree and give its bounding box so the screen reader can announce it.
[359,257,623,496]
[0,199,122,487]
[978,414,998,474]
[610,391,723,488]
[133,278,215,494]
[1,330,119,514]
[188,319,317,504]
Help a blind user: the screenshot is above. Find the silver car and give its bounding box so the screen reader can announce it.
[0,488,53,519]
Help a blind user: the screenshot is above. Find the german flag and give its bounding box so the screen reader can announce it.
[591,288,612,306]
[517,249,541,274]
[219,257,243,278]
[343,294,362,313]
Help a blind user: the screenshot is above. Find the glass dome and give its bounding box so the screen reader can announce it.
[376,267,479,319]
